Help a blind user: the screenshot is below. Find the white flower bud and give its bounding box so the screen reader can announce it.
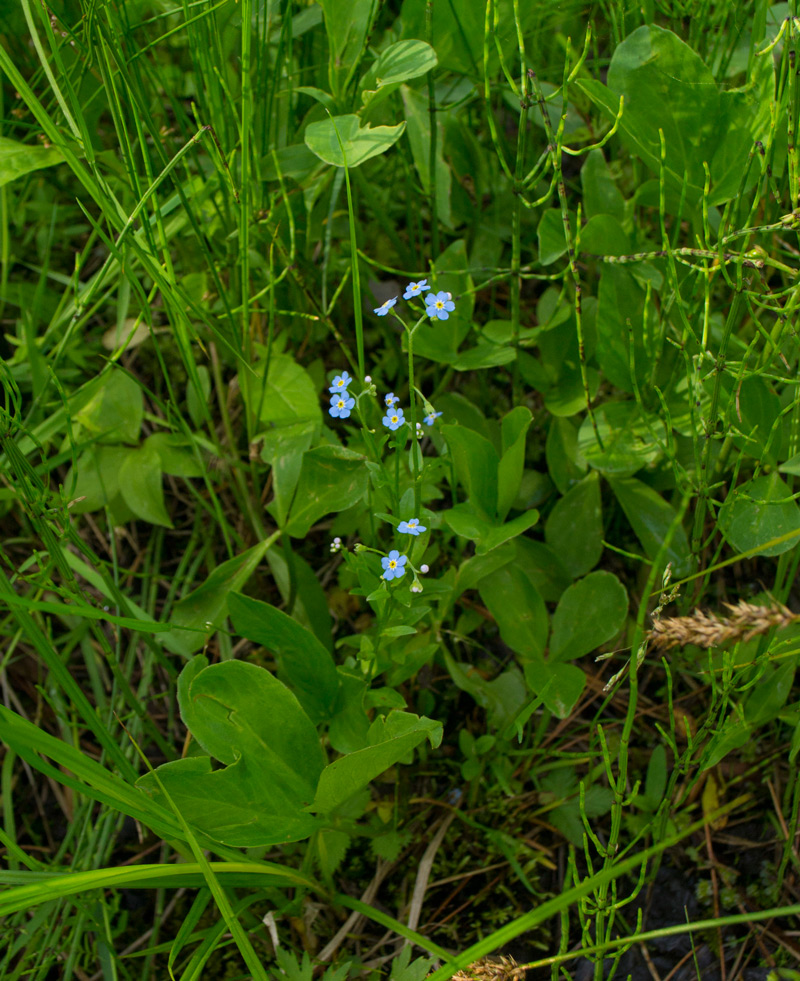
[420,564,429,574]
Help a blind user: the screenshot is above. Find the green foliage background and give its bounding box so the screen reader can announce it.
[2,0,800,978]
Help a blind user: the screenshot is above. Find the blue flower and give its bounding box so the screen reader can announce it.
[374,296,398,317]
[381,550,407,581]
[329,393,355,419]
[398,518,426,536]
[424,411,442,426]
[403,279,429,299]
[425,291,455,321]
[385,392,399,407]
[328,371,352,394]
[382,407,405,431]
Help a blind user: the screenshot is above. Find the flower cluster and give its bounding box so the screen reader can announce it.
[374,280,456,321]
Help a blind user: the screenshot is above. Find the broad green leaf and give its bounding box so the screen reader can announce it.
[118,443,172,528]
[478,565,548,660]
[312,711,442,814]
[412,239,474,363]
[266,547,334,653]
[718,473,800,558]
[745,661,795,727]
[138,660,324,847]
[578,401,665,476]
[717,375,782,465]
[445,652,526,731]
[228,592,338,723]
[262,144,320,182]
[525,661,586,719]
[261,420,316,527]
[537,208,577,265]
[514,537,572,604]
[441,424,498,517]
[285,445,369,538]
[240,354,321,428]
[145,433,204,478]
[595,265,653,394]
[399,85,452,228]
[497,407,532,521]
[608,476,692,578]
[319,0,374,92]
[581,149,625,222]
[477,509,539,554]
[549,571,628,663]
[455,543,516,596]
[305,115,406,168]
[580,215,631,257]
[362,41,438,112]
[545,472,603,580]
[0,136,63,187]
[162,539,273,656]
[546,416,588,495]
[67,445,128,513]
[72,369,143,444]
[451,341,516,371]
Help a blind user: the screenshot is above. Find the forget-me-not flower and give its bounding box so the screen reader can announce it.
[328,371,352,394]
[329,393,355,419]
[425,291,455,321]
[424,411,443,425]
[374,296,398,317]
[385,392,399,407]
[403,279,429,300]
[398,518,426,536]
[381,550,407,581]
[382,406,405,431]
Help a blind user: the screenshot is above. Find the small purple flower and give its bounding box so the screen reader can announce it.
[382,407,405,431]
[381,550,408,581]
[425,291,455,321]
[403,279,429,300]
[374,296,398,317]
[424,411,443,425]
[398,518,426,536]
[328,371,352,394]
[329,393,355,419]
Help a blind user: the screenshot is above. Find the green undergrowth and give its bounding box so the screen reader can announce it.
[2,0,800,978]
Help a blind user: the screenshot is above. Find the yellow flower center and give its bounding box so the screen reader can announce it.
[436,301,444,308]
[389,560,397,569]
[391,415,398,423]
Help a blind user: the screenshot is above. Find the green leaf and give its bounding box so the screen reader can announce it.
[545,472,603,580]
[312,711,442,815]
[362,41,438,112]
[537,208,577,265]
[240,354,321,428]
[718,473,800,558]
[72,369,143,444]
[578,401,665,476]
[145,433,204,478]
[305,115,406,168]
[608,476,692,578]
[138,660,324,847]
[595,265,652,394]
[118,443,172,528]
[549,571,628,663]
[162,539,273,656]
[228,592,338,723]
[285,445,369,538]
[67,445,128,513]
[261,420,316,527]
[581,149,626,222]
[580,215,631,257]
[0,136,63,187]
[444,653,527,731]
[497,407,532,521]
[546,416,588,495]
[319,0,374,89]
[478,565,548,661]
[399,85,452,228]
[441,424,498,517]
[525,661,586,719]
